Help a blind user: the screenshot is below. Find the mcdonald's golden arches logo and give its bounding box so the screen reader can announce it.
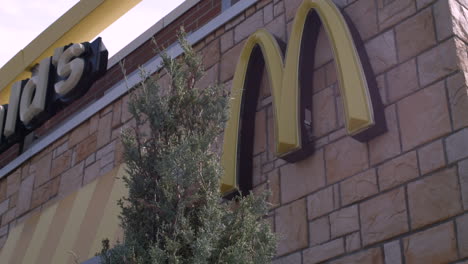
[220,0,386,194]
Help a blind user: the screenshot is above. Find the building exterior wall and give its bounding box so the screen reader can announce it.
[1,0,468,263]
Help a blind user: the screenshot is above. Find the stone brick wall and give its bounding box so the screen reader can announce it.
[216,0,468,263]
[1,0,468,263]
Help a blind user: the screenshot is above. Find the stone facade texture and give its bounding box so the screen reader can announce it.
[1,0,468,263]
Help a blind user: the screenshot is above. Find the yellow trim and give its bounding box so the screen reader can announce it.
[89,165,128,259]
[51,180,98,264]
[0,164,127,264]
[0,0,141,104]
[221,0,375,193]
[21,203,58,264]
[0,220,25,263]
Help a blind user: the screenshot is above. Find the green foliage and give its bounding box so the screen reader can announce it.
[98,31,276,264]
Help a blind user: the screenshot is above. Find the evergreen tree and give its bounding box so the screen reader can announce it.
[99,32,276,264]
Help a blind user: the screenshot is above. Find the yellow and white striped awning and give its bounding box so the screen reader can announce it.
[0,164,127,264]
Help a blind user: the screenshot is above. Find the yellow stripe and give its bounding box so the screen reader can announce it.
[10,213,40,263]
[70,166,118,263]
[21,203,58,264]
[0,220,25,263]
[36,192,78,264]
[51,180,98,264]
[89,165,127,258]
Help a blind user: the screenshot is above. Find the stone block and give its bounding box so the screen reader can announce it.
[395,8,436,61]
[225,14,245,31]
[344,0,378,40]
[97,113,113,148]
[345,232,361,252]
[30,177,59,209]
[360,188,409,245]
[330,247,384,264]
[376,73,388,106]
[0,181,6,202]
[377,0,416,29]
[89,114,100,134]
[447,73,468,130]
[284,0,302,21]
[457,213,468,257]
[234,11,263,43]
[408,167,462,228]
[449,0,468,43]
[403,222,457,264]
[0,225,8,236]
[398,81,451,151]
[280,149,325,203]
[314,27,333,68]
[111,99,122,129]
[272,252,301,264]
[378,151,419,190]
[33,152,52,188]
[100,151,115,168]
[9,193,17,208]
[220,40,245,82]
[75,134,98,164]
[51,150,72,178]
[198,63,219,90]
[303,238,344,264]
[325,61,337,87]
[275,198,308,256]
[365,30,398,75]
[418,38,459,87]
[264,3,273,24]
[201,39,220,69]
[340,169,378,206]
[274,2,284,17]
[6,171,20,197]
[254,109,267,155]
[0,199,8,216]
[16,175,35,215]
[1,208,16,226]
[53,140,68,159]
[384,240,402,264]
[120,95,132,123]
[69,121,90,147]
[369,104,401,165]
[252,154,265,187]
[267,169,280,207]
[307,186,335,220]
[387,59,419,103]
[329,128,346,142]
[265,14,287,42]
[330,205,359,238]
[58,162,84,198]
[83,161,101,186]
[313,87,337,137]
[309,216,330,246]
[459,159,468,209]
[100,161,114,176]
[433,0,452,41]
[417,140,446,175]
[325,136,368,184]
[416,0,435,9]
[446,128,468,163]
[313,66,326,94]
[220,30,234,54]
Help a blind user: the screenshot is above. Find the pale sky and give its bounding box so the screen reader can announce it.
[0,0,186,68]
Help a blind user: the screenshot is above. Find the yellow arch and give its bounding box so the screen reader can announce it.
[221,0,377,194]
